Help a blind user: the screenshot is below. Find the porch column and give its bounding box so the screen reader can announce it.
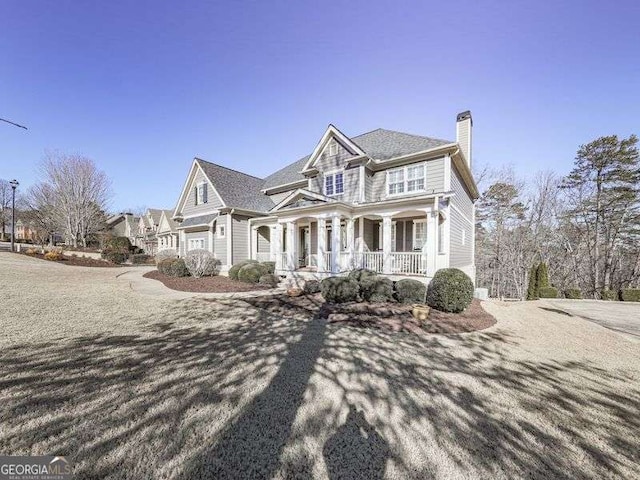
[382,215,392,274]
[426,212,437,277]
[346,218,355,270]
[269,225,277,262]
[274,223,283,271]
[286,221,296,271]
[331,215,341,273]
[250,226,258,261]
[179,230,186,257]
[317,217,326,272]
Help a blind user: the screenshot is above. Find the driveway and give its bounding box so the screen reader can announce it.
[1,253,639,479]
[542,299,640,341]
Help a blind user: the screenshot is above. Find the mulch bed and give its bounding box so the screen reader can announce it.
[19,252,120,268]
[144,270,273,293]
[244,294,496,335]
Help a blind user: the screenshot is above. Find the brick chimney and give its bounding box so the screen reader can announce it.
[456,110,472,168]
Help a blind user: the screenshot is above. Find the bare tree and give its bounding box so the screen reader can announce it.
[37,151,112,247]
[0,179,12,241]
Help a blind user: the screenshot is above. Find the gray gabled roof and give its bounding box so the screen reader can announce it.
[196,159,275,212]
[262,128,452,191]
[179,213,218,228]
[160,209,178,230]
[147,208,162,225]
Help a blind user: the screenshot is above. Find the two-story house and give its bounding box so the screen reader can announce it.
[171,111,478,282]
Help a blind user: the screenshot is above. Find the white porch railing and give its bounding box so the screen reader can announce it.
[390,252,426,275]
[306,254,318,268]
[157,247,179,256]
[354,252,384,273]
[253,251,273,262]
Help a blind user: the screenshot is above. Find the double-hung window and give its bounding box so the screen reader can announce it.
[387,163,426,196]
[195,182,208,205]
[324,171,344,196]
[188,238,205,250]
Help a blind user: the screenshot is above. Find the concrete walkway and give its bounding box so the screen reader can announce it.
[116,267,285,300]
[542,298,640,341]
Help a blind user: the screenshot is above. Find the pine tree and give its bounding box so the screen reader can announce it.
[526,264,538,300]
[536,262,550,290]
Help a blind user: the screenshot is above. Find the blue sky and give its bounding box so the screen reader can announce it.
[1,0,639,211]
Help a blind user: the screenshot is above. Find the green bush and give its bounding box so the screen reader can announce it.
[103,251,127,264]
[620,289,640,302]
[348,268,377,283]
[394,279,427,305]
[260,261,276,274]
[303,279,321,295]
[426,268,474,313]
[601,289,617,301]
[158,258,189,277]
[360,276,394,303]
[104,236,133,253]
[320,277,360,303]
[538,286,559,298]
[238,263,269,284]
[131,254,151,264]
[536,262,550,289]
[228,259,259,280]
[564,288,582,299]
[258,274,279,287]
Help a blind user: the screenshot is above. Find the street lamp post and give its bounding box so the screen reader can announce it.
[9,179,19,252]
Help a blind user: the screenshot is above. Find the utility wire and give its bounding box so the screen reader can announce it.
[0,117,28,130]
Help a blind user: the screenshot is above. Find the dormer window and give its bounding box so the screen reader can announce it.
[195,182,208,205]
[324,171,344,196]
[328,141,338,157]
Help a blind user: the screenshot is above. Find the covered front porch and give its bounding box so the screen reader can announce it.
[250,206,447,278]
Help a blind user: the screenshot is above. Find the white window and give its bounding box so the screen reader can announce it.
[324,171,344,196]
[387,163,426,196]
[413,220,426,250]
[188,238,205,250]
[217,225,226,238]
[388,169,404,195]
[328,141,338,156]
[195,182,208,205]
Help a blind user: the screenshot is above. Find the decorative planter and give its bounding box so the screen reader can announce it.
[411,304,430,321]
[287,287,303,297]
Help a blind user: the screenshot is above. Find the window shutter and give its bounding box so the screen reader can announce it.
[203,184,208,203]
[194,186,198,205]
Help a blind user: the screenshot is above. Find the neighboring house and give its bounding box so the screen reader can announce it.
[172,111,478,282]
[105,213,140,247]
[135,208,162,255]
[157,209,180,253]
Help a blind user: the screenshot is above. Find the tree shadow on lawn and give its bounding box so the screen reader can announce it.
[0,296,638,479]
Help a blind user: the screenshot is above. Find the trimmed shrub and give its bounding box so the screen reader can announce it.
[564,288,582,299]
[620,289,640,302]
[360,276,394,303]
[43,251,63,261]
[103,251,127,264]
[394,279,427,305]
[601,289,617,301]
[238,263,269,284]
[258,274,280,287]
[155,249,178,264]
[184,249,220,277]
[104,236,133,253]
[303,279,321,295]
[538,287,559,299]
[158,258,189,277]
[348,268,377,283]
[426,268,474,313]
[536,262,550,290]
[131,254,152,264]
[260,261,276,274]
[320,277,360,303]
[25,248,38,255]
[228,259,259,280]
